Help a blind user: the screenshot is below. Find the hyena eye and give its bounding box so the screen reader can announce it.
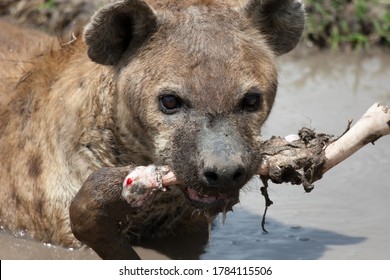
[241,90,262,112]
[159,93,182,114]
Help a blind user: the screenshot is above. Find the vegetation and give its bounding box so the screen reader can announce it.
[1,0,390,51]
[304,0,390,51]
[38,0,55,10]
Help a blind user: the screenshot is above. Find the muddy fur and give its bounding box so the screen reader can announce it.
[0,0,305,257]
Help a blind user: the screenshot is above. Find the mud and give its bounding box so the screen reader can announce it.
[260,127,333,192]
[1,46,389,260]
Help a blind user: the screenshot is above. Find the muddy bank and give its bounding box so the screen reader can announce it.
[2,0,389,50]
[0,0,103,34]
[1,47,389,259]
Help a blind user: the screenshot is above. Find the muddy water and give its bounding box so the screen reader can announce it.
[1,47,389,260]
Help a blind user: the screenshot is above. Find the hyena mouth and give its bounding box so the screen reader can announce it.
[186,187,239,215]
[121,165,239,214]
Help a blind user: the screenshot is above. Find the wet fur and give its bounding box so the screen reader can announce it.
[0,0,304,256]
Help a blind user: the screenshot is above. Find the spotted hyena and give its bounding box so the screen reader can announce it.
[0,0,305,259]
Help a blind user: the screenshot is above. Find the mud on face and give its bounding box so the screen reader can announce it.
[85,0,305,214]
[113,5,279,214]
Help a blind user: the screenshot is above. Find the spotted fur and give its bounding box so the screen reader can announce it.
[0,0,305,254]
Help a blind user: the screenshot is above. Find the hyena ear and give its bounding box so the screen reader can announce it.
[84,0,157,65]
[245,0,305,56]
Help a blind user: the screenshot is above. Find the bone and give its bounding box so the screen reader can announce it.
[323,103,390,173]
[161,171,181,186]
[159,103,390,189]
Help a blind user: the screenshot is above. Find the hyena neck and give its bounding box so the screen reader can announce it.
[54,41,154,175]
[10,38,153,184]
[20,41,121,180]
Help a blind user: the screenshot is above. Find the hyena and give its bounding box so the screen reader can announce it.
[0,0,305,259]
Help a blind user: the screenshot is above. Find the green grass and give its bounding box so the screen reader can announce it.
[304,0,390,50]
[9,0,390,51]
[38,0,55,10]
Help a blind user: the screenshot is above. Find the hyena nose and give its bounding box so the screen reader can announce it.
[202,164,247,188]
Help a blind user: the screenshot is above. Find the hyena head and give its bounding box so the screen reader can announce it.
[84,0,305,213]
